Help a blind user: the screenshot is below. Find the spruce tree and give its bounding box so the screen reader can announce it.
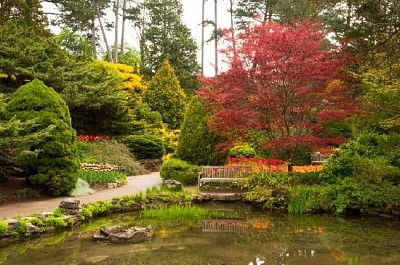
[6,80,79,195]
[143,60,186,129]
[175,96,227,166]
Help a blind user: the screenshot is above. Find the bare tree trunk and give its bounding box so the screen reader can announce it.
[95,4,113,62]
[120,0,127,54]
[214,0,218,77]
[229,0,236,57]
[91,18,97,59]
[113,0,120,63]
[201,0,205,75]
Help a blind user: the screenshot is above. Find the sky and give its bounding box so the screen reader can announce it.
[181,0,231,76]
[44,1,232,77]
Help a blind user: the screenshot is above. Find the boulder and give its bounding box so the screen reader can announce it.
[100,226,125,236]
[94,225,153,244]
[7,219,19,231]
[26,223,41,234]
[59,198,80,209]
[163,179,183,191]
[59,199,80,215]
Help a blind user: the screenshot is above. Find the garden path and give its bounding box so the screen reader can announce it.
[0,172,162,219]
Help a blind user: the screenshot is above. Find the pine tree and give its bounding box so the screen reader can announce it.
[143,60,186,129]
[5,80,79,195]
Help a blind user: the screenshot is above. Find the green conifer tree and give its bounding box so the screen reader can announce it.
[175,96,227,166]
[143,60,186,129]
[6,80,79,195]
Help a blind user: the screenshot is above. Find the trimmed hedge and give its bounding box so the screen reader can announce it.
[160,158,201,185]
[123,134,165,160]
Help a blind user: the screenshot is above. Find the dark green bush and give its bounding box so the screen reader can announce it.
[321,133,400,184]
[6,80,79,195]
[160,158,201,185]
[123,134,165,159]
[175,96,227,166]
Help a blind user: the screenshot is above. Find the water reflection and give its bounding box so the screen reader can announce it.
[0,209,399,265]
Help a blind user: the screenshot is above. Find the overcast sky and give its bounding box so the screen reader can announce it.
[182,0,231,76]
[44,1,231,76]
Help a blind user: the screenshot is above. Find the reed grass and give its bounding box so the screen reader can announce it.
[141,205,223,221]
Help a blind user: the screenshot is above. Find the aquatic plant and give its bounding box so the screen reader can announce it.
[141,205,223,221]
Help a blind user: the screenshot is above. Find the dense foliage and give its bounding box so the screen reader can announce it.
[175,96,227,166]
[123,135,165,160]
[160,158,201,185]
[199,21,359,162]
[5,80,79,195]
[144,60,187,129]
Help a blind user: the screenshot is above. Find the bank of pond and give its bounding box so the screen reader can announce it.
[0,187,399,265]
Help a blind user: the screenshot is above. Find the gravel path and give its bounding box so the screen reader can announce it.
[0,172,162,219]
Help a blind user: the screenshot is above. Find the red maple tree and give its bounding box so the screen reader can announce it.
[198,21,360,164]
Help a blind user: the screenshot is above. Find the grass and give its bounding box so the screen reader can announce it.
[78,170,127,186]
[140,205,224,221]
[76,140,147,176]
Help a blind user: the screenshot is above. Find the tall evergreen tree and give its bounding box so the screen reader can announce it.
[143,60,186,129]
[140,0,200,94]
[176,96,227,166]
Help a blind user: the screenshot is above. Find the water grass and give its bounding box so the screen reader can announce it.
[288,186,320,214]
[348,257,359,265]
[141,205,224,221]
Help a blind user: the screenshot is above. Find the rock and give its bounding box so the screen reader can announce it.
[94,226,153,244]
[61,208,81,216]
[59,199,80,215]
[26,223,41,234]
[59,198,80,209]
[107,183,118,189]
[100,226,124,236]
[163,179,183,191]
[7,219,19,231]
[200,192,243,201]
[191,193,212,203]
[38,212,54,221]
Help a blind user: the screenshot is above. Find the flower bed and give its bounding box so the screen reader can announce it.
[227,157,323,173]
[76,135,110,141]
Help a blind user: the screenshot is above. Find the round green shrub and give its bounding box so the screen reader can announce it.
[6,80,79,195]
[160,158,201,185]
[229,143,256,158]
[175,96,227,165]
[123,134,165,159]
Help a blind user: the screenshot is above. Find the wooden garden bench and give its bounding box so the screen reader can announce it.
[198,166,252,189]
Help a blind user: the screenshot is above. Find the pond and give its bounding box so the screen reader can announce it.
[1,203,399,265]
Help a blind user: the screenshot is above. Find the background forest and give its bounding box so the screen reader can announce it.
[0,0,399,215]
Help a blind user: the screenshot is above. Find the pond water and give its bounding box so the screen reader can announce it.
[1,203,399,265]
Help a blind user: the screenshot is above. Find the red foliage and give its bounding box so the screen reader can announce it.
[198,21,360,161]
[76,135,110,142]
